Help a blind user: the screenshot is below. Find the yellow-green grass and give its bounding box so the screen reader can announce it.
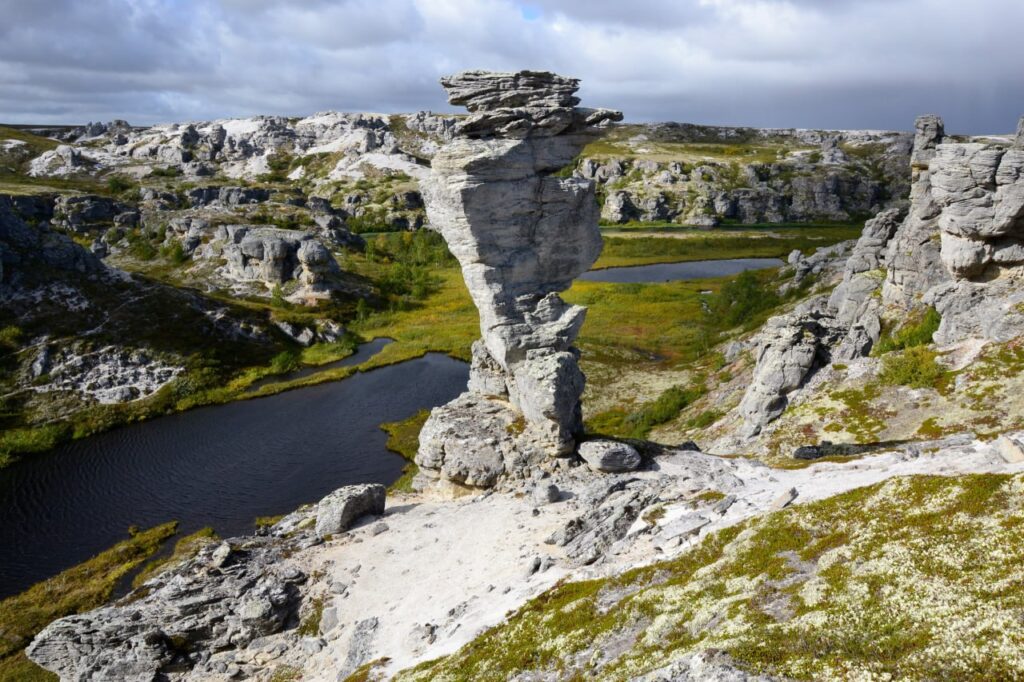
[397,474,1024,681]
[594,226,861,269]
[381,409,431,492]
[0,522,178,678]
[579,126,812,164]
[0,126,58,151]
[130,526,219,589]
[351,268,479,366]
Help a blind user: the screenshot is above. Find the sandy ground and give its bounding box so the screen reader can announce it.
[289,431,1024,680]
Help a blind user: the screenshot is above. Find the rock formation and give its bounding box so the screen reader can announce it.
[27,484,385,681]
[737,113,1024,436]
[416,71,622,487]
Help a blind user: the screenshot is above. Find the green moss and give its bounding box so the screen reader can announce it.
[916,417,946,440]
[827,383,887,441]
[131,527,218,589]
[254,514,286,530]
[341,658,391,682]
[0,325,22,350]
[687,409,723,429]
[693,490,727,504]
[297,597,325,637]
[380,409,431,492]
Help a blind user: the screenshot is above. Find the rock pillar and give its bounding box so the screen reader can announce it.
[416,70,622,487]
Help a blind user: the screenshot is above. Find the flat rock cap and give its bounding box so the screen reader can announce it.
[440,70,581,112]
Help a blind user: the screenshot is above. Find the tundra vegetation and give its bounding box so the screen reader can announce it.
[396,474,1024,682]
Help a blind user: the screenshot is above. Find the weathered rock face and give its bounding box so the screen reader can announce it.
[903,115,1024,344]
[26,483,389,680]
[194,225,347,303]
[185,186,272,208]
[737,113,1024,436]
[738,297,845,437]
[416,71,621,486]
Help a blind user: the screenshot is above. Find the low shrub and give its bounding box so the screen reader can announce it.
[875,307,940,354]
[879,346,947,389]
[269,350,300,375]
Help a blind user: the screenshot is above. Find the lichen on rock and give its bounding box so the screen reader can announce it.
[416,70,622,487]
[735,113,1024,439]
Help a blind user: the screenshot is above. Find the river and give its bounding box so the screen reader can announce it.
[0,352,468,598]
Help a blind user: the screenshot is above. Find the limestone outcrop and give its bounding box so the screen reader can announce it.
[737,113,1024,436]
[737,297,845,437]
[416,71,621,486]
[25,484,390,681]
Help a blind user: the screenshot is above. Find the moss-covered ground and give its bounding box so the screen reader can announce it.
[396,473,1024,681]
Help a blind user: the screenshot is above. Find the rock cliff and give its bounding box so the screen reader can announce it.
[735,114,1024,437]
[416,71,621,487]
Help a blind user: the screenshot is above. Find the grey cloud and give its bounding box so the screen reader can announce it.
[0,0,1021,134]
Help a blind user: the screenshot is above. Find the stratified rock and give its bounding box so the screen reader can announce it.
[315,484,386,538]
[911,114,945,167]
[416,70,622,486]
[27,535,307,680]
[441,70,581,112]
[738,298,844,437]
[211,225,345,302]
[53,194,129,233]
[578,440,642,473]
[185,186,271,208]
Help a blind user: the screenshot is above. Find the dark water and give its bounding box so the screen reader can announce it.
[579,257,784,283]
[245,337,394,392]
[0,353,468,598]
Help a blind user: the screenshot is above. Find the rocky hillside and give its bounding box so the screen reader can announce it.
[13,69,1024,682]
[0,193,292,464]
[640,115,1024,461]
[10,109,911,232]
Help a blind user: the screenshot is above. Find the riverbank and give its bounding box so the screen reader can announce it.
[0,353,467,599]
[20,432,1024,680]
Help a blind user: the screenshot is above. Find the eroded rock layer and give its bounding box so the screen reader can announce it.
[417,71,622,486]
[738,114,1024,436]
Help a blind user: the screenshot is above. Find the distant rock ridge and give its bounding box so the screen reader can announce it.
[737,113,1024,437]
[416,70,622,487]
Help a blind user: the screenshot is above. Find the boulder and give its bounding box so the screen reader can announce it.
[578,440,642,473]
[315,484,386,538]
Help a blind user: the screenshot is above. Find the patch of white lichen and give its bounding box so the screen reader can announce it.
[396,473,1024,681]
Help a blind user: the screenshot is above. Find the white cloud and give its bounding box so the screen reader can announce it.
[0,0,1021,133]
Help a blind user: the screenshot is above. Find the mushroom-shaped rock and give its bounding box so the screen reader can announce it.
[415,70,622,487]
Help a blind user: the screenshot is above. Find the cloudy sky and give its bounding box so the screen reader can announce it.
[1,0,1021,133]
